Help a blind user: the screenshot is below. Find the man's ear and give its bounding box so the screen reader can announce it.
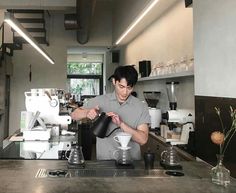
[112,79,116,86]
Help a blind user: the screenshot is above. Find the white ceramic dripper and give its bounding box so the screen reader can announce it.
[113,132,132,148]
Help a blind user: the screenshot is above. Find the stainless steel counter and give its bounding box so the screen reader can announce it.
[0,159,235,193]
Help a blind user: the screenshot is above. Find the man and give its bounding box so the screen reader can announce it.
[71,65,150,160]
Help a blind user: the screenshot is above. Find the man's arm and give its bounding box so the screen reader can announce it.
[71,106,99,120]
[120,122,149,145]
[106,112,149,145]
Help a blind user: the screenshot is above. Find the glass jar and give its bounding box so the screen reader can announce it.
[211,154,230,186]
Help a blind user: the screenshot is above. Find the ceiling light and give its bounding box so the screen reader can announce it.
[4,12,55,64]
[115,0,160,45]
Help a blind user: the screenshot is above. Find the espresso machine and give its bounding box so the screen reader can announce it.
[18,88,76,159]
[143,91,162,130]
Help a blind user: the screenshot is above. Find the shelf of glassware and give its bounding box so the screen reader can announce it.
[138,70,194,82]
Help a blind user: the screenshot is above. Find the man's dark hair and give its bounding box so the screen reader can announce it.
[112,65,138,87]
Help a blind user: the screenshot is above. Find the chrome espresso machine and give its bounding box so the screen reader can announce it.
[18,88,77,159]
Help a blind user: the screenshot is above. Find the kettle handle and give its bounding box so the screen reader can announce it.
[161,150,167,162]
[113,150,119,160]
[105,127,120,137]
[113,136,120,143]
[65,150,70,160]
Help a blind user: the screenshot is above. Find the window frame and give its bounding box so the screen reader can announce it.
[67,62,104,96]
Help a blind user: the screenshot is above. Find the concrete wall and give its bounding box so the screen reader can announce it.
[8,1,112,134]
[115,0,194,111]
[194,0,236,98]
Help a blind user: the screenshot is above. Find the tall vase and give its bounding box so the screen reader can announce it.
[211,154,230,186]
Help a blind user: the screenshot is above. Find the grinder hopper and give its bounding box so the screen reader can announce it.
[143,91,161,108]
[166,82,179,110]
[143,91,161,129]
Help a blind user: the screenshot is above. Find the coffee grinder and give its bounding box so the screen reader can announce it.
[143,91,162,130]
[160,81,194,169]
[164,81,179,132]
[160,82,181,169]
[163,81,195,145]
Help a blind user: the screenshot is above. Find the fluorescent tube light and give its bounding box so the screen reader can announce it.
[115,0,160,45]
[4,12,55,64]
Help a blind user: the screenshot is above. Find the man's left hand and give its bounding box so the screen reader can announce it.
[106,112,122,127]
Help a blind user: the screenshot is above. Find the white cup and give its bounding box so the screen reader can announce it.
[113,132,132,147]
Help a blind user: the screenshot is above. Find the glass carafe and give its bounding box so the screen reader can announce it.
[161,146,180,166]
[113,148,132,165]
[66,145,85,165]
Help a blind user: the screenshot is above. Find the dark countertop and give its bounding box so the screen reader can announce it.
[0,159,236,193]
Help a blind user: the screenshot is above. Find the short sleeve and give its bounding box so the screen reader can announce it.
[137,102,151,126]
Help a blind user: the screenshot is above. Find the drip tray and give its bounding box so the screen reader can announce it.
[35,168,182,178]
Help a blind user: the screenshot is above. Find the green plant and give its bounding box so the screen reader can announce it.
[211,106,236,155]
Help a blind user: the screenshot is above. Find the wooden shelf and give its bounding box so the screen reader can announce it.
[138,70,194,82]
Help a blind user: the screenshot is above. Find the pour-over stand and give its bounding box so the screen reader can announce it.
[115,146,134,169]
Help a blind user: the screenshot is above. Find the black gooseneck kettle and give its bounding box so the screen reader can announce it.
[91,112,119,138]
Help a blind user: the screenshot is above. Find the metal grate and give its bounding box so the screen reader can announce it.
[35,168,173,178]
[35,168,47,178]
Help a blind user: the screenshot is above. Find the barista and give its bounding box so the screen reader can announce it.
[71,65,151,160]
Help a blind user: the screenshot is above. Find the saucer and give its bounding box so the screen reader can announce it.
[118,146,131,150]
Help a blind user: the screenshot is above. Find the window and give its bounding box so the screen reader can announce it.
[67,54,104,98]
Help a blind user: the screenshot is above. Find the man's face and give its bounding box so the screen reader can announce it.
[113,78,134,103]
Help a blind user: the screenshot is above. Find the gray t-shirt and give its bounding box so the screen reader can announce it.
[83,91,150,160]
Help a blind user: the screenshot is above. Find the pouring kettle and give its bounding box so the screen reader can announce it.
[91,112,119,138]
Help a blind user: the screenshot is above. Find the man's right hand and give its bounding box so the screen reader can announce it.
[70,105,99,120]
[86,105,99,120]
